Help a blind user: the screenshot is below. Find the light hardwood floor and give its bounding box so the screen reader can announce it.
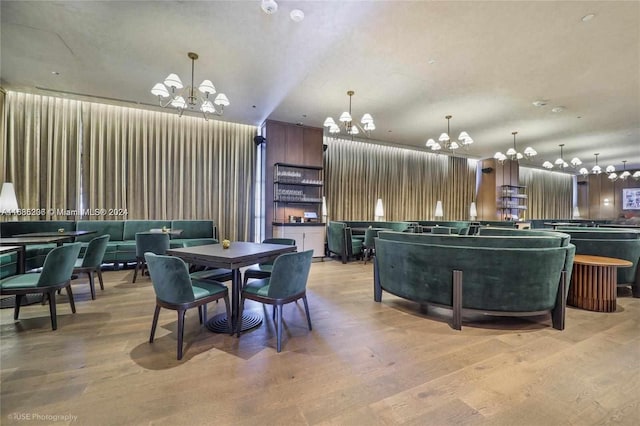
[1,259,639,425]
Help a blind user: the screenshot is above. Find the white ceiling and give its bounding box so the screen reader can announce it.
[1,1,639,171]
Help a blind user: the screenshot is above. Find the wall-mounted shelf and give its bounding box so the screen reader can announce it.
[498,185,527,220]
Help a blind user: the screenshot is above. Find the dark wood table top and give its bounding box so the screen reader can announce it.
[0,246,22,254]
[0,236,70,245]
[167,242,297,270]
[14,230,96,238]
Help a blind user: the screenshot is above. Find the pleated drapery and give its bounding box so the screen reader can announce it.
[520,166,573,219]
[2,91,257,240]
[2,92,81,220]
[324,138,477,221]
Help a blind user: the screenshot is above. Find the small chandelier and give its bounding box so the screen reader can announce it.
[606,160,633,181]
[542,144,581,170]
[151,52,229,120]
[426,115,473,152]
[580,153,602,175]
[494,131,536,163]
[324,90,375,137]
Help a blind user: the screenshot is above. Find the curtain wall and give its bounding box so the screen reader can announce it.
[324,138,477,221]
[2,92,82,220]
[520,166,573,219]
[3,91,257,240]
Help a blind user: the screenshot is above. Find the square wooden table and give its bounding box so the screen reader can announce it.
[0,236,71,274]
[167,242,297,332]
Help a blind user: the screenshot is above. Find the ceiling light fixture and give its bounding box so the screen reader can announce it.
[426,115,473,152]
[588,153,602,175]
[323,90,375,137]
[151,52,229,120]
[619,161,631,180]
[261,0,278,14]
[543,144,581,170]
[494,131,536,163]
[290,9,304,22]
[582,13,596,22]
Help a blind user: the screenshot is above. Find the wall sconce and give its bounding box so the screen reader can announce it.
[374,198,384,221]
[0,182,19,216]
[434,200,444,219]
[603,198,610,206]
[469,202,477,220]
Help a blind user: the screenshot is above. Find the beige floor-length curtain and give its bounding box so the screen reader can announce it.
[324,138,477,221]
[2,91,81,220]
[520,166,573,219]
[81,101,256,240]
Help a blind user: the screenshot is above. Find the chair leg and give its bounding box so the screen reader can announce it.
[177,309,186,360]
[149,305,161,343]
[302,295,312,331]
[48,290,58,330]
[198,306,203,324]
[14,294,23,320]
[276,304,283,353]
[96,269,105,291]
[272,305,276,321]
[88,271,96,300]
[132,259,140,283]
[66,284,76,313]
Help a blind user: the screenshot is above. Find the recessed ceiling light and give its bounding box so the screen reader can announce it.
[428,59,436,65]
[290,9,304,22]
[581,13,596,22]
[532,100,548,107]
[51,71,60,75]
[552,106,565,113]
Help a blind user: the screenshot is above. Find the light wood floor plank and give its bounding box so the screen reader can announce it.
[1,260,639,425]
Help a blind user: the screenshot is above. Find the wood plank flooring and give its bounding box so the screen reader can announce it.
[1,259,639,425]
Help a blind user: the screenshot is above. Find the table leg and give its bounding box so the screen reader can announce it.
[205,268,262,333]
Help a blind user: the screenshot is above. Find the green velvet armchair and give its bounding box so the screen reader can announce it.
[327,221,362,263]
[0,243,81,330]
[237,250,314,352]
[242,238,297,287]
[72,235,110,300]
[145,253,232,360]
[133,232,169,283]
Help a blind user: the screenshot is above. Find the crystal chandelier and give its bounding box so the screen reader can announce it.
[151,52,229,120]
[494,131,536,163]
[323,91,375,137]
[543,144,581,170]
[426,115,473,152]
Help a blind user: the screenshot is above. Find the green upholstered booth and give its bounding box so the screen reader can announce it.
[374,233,575,330]
[554,227,640,296]
[342,221,414,232]
[1,220,217,271]
[1,252,19,279]
[477,227,572,246]
[327,221,363,263]
[414,221,471,233]
[376,231,569,248]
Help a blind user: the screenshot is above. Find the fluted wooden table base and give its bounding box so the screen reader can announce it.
[568,254,633,312]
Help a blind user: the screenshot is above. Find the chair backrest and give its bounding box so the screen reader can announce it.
[37,243,82,287]
[364,228,381,247]
[135,232,169,257]
[267,250,313,299]
[80,234,110,267]
[181,239,219,248]
[144,253,196,304]
[260,238,296,266]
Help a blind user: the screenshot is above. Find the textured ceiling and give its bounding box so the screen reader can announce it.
[1,1,639,171]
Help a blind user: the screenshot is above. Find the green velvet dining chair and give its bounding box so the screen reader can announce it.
[72,235,110,300]
[237,250,313,352]
[145,253,232,360]
[242,238,297,288]
[0,243,81,330]
[362,228,382,265]
[133,232,169,283]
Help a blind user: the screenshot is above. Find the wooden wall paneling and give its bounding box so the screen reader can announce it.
[303,127,324,167]
[476,159,498,220]
[576,175,589,219]
[285,125,304,165]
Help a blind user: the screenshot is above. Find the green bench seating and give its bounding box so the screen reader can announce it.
[373,231,575,330]
[0,219,217,272]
